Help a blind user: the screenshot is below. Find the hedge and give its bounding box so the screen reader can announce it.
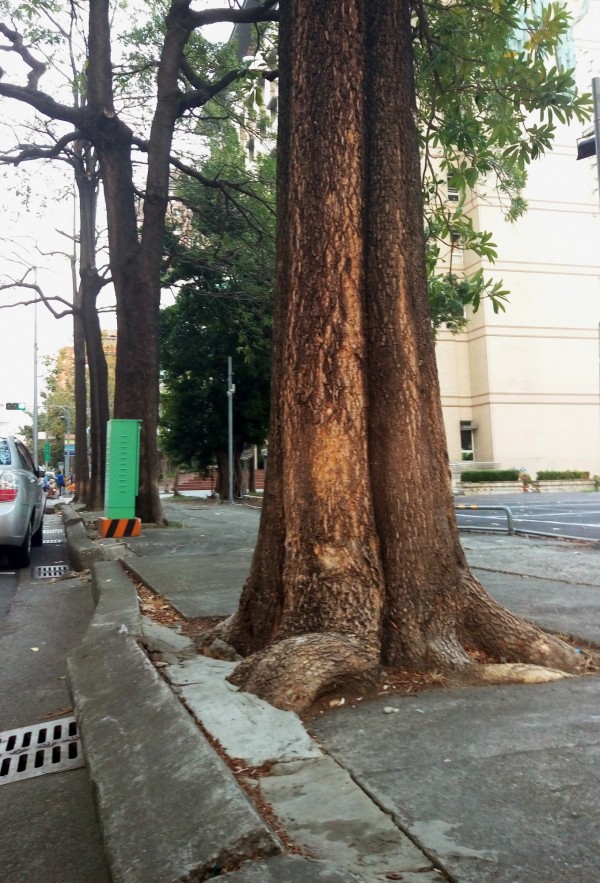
[461,469,520,483]
[536,470,590,481]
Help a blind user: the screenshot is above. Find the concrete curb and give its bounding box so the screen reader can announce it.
[67,560,281,882]
[60,504,107,572]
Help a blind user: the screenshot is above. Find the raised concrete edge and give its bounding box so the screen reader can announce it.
[68,559,281,882]
[60,503,107,571]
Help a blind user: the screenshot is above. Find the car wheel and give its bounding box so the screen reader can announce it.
[32,516,44,547]
[14,523,32,568]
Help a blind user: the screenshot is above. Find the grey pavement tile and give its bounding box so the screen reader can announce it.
[310,679,600,883]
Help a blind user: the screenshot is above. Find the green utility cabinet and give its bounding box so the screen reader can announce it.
[105,419,141,519]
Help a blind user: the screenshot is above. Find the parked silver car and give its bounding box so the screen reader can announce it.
[0,435,45,567]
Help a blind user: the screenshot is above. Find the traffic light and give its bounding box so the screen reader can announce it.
[5,403,26,410]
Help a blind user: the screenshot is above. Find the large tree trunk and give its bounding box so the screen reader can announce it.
[80,277,108,510]
[74,141,108,511]
[364,0,472,670]
[86,0,165,524]
[223,0,582,711]
[71,225,89,506]
[225,0,385,702]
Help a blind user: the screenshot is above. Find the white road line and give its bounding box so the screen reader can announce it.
[517,519,600,528]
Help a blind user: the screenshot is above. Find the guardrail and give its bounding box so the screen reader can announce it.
[455,503,515,536]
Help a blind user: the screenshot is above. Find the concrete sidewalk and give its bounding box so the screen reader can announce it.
[63,499,600,882]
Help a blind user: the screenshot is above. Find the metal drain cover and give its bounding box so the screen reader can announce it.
[0,716,84,785]
[33,564,70,579]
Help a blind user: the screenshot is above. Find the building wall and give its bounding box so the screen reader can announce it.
[437,0,600,477]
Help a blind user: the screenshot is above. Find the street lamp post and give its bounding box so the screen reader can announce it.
[32,292,39,468]
[227,356,235,505]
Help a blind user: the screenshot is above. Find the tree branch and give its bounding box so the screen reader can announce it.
[0,281,73,320]
[0,81,82,127]
[0,22,46,88]
[188,2,279,29]
[0,130,82,165]
[179,67,243,114]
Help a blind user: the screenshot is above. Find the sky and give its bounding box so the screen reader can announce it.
[0,194,80,433]
[0,4,233,436]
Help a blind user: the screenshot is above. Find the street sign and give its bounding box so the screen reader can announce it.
[44,441,51,462]
[577,134,596,159]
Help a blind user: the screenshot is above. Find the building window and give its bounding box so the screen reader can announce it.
[450,229,464,264]
[460,420,476,461]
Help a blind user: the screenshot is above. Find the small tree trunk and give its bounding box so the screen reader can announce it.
[172,465,181,495]
[215,448,244,500]
[248,457,256,494]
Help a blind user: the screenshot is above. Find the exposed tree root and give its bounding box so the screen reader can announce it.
[227,632,380,712]
[218,569,591,713]
[460,572,585,675]
[460,662,574,686]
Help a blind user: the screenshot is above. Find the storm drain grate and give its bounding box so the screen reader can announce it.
[0,717,84,785]
[33,564,70,579]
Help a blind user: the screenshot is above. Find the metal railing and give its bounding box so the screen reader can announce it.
[455,503,515,535]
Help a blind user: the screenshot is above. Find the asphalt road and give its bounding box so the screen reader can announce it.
[455,492,600,541]
[0,511,110,882]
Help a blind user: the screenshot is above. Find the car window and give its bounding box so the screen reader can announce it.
[0,438,11,466]
[15,441,36,474]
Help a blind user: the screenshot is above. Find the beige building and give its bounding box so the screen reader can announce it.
[437,0,600,478]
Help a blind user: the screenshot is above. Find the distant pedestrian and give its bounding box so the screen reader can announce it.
[56,470,65,496]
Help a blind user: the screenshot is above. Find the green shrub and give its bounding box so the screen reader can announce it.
[461,469,520,483]
[535,470,590,481]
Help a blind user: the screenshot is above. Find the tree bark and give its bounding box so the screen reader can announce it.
[215,448,244,499]
[363,0,471,670]
[71,205,89,506]
[74,141,108,511]
[86,0,165,524]
[226,0,385,676]
[224,0,582,710]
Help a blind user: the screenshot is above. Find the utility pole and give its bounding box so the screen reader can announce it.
[577,77,600,209]
[227,356,235,505]
[593,77,600,209]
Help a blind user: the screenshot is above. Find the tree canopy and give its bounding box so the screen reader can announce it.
[159,118,274,493]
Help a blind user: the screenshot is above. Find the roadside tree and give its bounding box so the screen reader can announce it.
[0,0,279,523]
[160,118,273,498]
[0,5,113,510]
[220,0,588,710]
